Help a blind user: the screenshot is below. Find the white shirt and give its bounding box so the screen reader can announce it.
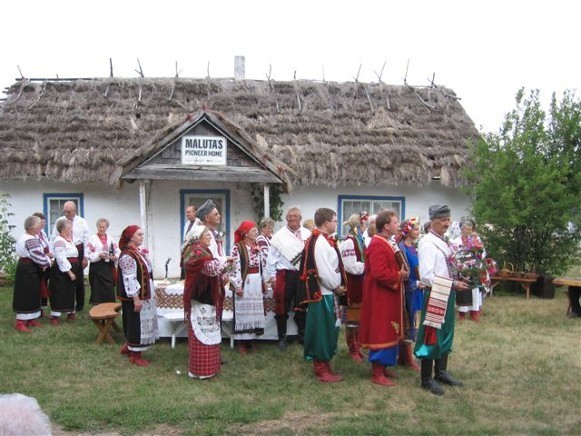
[265,226,311,280]
[314,234,342,296]
[418,231,453,288]
[183,218,201,243]
[340,236,364,276]
[51,215,90,257]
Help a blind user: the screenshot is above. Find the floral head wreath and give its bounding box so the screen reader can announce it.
[400,217,420,237]
[359,211,369,224]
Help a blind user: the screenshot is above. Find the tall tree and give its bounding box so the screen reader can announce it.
[464,89,581,275]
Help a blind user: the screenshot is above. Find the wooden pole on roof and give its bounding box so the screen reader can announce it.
[263,185,270,218]
[109,58,114,77]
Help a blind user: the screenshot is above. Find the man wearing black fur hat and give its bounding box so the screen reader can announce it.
[414,204,470,395]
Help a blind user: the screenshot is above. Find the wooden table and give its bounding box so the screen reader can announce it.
[490,276,538,299]
[89,302,122,345]
[552,277,581,287]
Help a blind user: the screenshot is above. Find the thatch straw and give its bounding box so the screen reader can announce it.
[0,78,480,187]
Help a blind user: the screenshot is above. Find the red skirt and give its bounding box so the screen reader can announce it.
[188,323,221,378]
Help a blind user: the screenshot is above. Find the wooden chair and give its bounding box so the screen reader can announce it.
[89,302,122,345]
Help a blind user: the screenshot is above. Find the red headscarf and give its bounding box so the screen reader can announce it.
[234,221,256,243]
[119,225,140,250]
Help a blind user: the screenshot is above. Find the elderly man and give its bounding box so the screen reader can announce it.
[194,200,226,261]
[52,201,90,312]
[414,204,470,395]
[301,208,346,382]
[265,206,311,350]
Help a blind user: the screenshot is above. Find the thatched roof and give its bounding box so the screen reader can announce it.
[0,77,480,188]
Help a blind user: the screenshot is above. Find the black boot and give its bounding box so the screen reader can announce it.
[421,359,444,396]
[276,317,287,351]
[435,354,463,387]
[294,312,306,345]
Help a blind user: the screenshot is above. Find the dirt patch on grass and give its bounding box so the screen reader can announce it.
[229,411,341,435]
[52,423,183,436]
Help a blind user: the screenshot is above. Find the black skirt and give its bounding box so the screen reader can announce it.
[49,266,76,312]
[89,260,116,304]
[13,260,42,314]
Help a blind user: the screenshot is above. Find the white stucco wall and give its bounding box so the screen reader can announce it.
[1,179,470,278]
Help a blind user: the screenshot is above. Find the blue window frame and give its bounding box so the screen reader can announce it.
[180,189,231,254]
[43,193,84,235]
[337,195,405,237]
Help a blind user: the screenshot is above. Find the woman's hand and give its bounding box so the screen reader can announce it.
[235,287,244,297]
[133,296,143,312]
[454,280,471,291]
[68,271,76,281]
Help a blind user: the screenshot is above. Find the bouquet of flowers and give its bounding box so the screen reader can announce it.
[452,235,497,287]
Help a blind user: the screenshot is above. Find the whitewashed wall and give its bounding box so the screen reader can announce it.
[2,179,470,278]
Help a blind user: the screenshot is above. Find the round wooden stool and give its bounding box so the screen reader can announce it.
[89,302,122,345]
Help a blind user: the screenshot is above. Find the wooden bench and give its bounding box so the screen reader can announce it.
[89,302,122,345]
[490,276,538,299]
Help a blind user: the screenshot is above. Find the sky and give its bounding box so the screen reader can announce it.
[1,0,579,133]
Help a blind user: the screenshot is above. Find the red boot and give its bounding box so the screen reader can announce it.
[371,363,395,386]
[120,343,130,357]
[49,316,59,326]
[237,341,249,355]
[15,320,32,332]
[313,360,343,383]
[470,310,481,322]
[354,328,366,360]
[67,313,76,321]
[458,311,466,321]
[402,341,420,372]
[26,319,43,328]
[346,328,363,363]
[129,351,150,367]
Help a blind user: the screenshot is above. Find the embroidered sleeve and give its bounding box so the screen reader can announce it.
[229,244,243,289]
[314,238,342,291]
[119,254,141,297]
[24,237,51,268]
[87,235,101,263]
[340,238,364,276]
[202,257,227,277]
[53,239,72,272]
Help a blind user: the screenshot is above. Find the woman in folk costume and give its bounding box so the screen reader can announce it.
[49,218,79,325]
[12,216,52,332]
[230,221,267,354]
[183,226,233,379]
[117,225,158,367]
[396,217,423,371]
[340,213,366,363]
[255,217,274,259]
[359,210,409,386]
[32,212,51,315]
[87,218,120,305]
[452,217,487,322]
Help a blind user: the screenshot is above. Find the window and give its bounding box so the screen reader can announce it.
[337,195,405,237]
[180,189,230,253]
[43,193,84,234]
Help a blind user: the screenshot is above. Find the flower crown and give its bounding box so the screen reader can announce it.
[400,217,420,236]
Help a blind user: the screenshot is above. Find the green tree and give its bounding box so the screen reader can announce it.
[0,193,17,279]
[464,89,581,275]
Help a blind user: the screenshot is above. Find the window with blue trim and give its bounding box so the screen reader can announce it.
[43,193,84,234]
[337,195,405,237]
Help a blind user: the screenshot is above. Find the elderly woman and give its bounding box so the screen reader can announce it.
[183,226,233,378]
[87,218,119,305]
[255,217,274,260]
[453,218,486,322]
[340,213,366,362]
[117,225,158,367]
[48,218,79,325]
[230,221,267,354]
[12,216,52,332]
[32,212,51,314]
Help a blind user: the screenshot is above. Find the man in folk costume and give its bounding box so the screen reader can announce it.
[51,201,90,312]
[300,208,347,383]
[359,210,409,386]
[340,213,366,363]
[265,206,311,350]
[194,200,227,262]
[414,204,470,395]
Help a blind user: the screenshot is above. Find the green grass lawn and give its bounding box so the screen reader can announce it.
[1,285,580,435]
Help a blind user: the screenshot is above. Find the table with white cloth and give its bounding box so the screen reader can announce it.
[154,281,297,348]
